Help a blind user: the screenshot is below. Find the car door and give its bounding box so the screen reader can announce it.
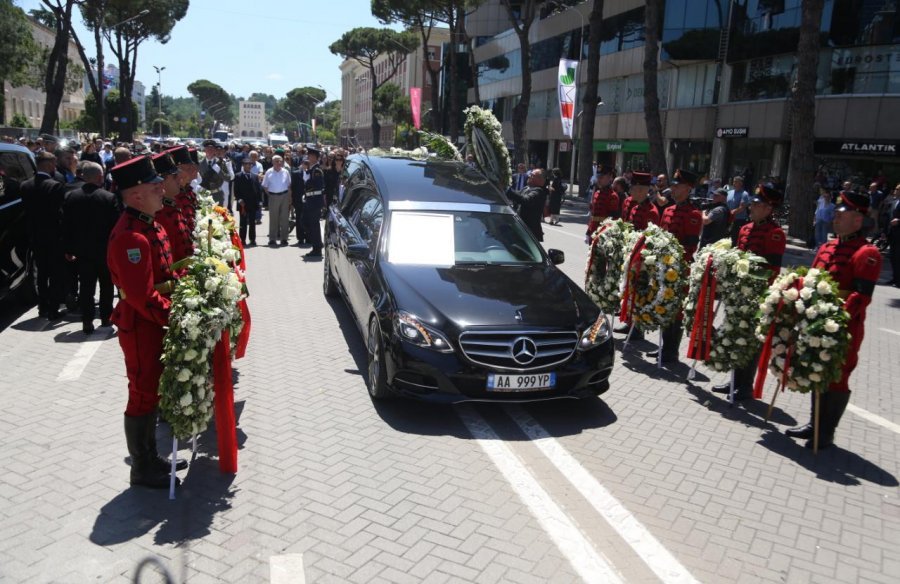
[343,191,385,327]
[0,148,36,302]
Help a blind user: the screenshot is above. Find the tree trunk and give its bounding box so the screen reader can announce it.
[418,26,441,131]
[643,0,666,175]
[510,27,531,166]
[578,1,603,197]
[787,0,825,243]
[39,2,74,136]
[95,21,105,137]
[447,8,461,143]
[370,65,381,148]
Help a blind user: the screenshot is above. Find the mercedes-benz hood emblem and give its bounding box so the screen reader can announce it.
[511,337,537,365]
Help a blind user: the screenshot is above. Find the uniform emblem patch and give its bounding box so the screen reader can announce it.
[127,248,141,263]
[772,233,783,240]
[866,256,878,265]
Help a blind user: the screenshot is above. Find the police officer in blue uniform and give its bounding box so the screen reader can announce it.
[302,147,325,258]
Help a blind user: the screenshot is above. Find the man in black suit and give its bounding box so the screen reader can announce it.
[62,161,120,333]
[20,151,68,319]
[290,157,307,245]
[507,168,548,242]
[888,193,900,287]
[233,158,263,246]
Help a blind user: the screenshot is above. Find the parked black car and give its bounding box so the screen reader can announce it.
[323,155,614,403]
[0,144,36,304]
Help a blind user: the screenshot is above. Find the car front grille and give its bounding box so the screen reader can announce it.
[458,330,578,372]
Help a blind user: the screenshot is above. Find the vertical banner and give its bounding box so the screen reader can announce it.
[410,87,422,130]
[558,58,578,138]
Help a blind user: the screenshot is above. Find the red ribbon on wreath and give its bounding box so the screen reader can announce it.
[213,329,238,473]
[687,254,717,361]
[753,277,804,399]
[619,234,647,323]
[584,223,611,282]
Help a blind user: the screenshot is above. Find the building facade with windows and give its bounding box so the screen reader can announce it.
[3,18,86,130]
[339,28,450,148]
[468,0,900,189]
[237,101,267,139]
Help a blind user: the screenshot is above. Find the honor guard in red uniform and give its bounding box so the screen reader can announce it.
[712,184,786,400]
[614,172,660,338]
[786,191,882,449]
[165,145,199,234]
[586,165,619,243]
[648,169,703,363]
[621,172,660,230]
[152,152,194,263]
[107,155,181,489]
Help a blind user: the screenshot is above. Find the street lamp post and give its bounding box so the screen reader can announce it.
[153,65,165,137]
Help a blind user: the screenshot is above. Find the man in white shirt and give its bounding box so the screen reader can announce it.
[261,155,292,245]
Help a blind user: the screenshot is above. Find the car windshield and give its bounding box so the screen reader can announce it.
[385,210,543,266]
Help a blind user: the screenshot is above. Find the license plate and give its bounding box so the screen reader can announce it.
[487,373,556,392]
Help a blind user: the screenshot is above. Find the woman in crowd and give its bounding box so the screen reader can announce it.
[547,167,566,225]
[814,187,835,249]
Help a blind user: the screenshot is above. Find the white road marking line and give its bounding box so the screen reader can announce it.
[456,406,624,584]
[507,405,700,584]
[56,336,109,381]
[270,553,305,584]
[847,403,900,435]
[547,225,587,241]
[878,327,900,337]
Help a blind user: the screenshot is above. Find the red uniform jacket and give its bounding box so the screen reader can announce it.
[156,197,194,263]
[623,197,660,231]
[737,219,785,282]
[812,233,882,391]
[107,207,174,327]
[587,186,620,236]
[660,201,703,262]
[175,186,198,235]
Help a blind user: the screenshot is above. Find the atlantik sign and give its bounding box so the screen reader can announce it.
[815,141,899,157]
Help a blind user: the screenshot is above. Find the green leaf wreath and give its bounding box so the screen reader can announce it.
[584,219,633,315]
[755,267,851,393]
[682,239,771,371]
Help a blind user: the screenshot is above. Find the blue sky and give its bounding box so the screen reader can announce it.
[16,0,398,101]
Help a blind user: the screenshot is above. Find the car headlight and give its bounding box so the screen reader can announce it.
[578,314,611,350]
[394,312,454,353]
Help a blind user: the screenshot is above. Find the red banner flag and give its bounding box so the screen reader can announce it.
[410,87,422,130]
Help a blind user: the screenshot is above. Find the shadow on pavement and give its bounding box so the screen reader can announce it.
[52,328,115,343]
[0,300,34,332]
[89,456,236,547]
[683,382,798,428]
[326,296,368,378]
[757,429,899,487]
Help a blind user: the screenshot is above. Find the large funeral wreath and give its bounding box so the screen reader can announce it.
[619,224,687,331]
[754,267,851,394]
[682,240,771,371]
[158,191,246,439]
[463,105,511,191]
[584,219,633,315]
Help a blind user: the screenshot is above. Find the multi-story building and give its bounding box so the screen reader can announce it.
[468,0,900,188]
[340,27,450,147]
[237,101,267,139]
[89,66,147,129]
[3,17,86,130]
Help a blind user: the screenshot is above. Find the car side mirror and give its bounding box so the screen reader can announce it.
[548,249,565,265]
[346,242,370,261]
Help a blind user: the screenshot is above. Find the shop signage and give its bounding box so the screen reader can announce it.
[814,141,899,157]
[716,127,749,138]
[592,140,650,153]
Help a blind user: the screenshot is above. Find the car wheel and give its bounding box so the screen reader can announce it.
[367,318,393,400]
[322,251,337,297]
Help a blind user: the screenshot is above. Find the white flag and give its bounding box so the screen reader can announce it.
[558,59,578,138]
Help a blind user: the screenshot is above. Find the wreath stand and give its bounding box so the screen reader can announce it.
[763,383,822,454]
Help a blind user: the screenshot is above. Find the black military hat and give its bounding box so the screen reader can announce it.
[671,168,699,186]
[306,146,321,157]
[166,145,192,166]
[202,139,220,148]
[111,155,163,191]
[151,152,178,175]
[596,164,614,176]
[631,171,652,186]
[188,148,200,165]
[834,190,870,214]
[751,183,784,206]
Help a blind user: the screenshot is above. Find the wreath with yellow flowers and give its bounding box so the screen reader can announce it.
[619,224,687,331]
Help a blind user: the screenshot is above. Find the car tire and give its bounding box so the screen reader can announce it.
[322,251,337,297]
[366,318,393,400]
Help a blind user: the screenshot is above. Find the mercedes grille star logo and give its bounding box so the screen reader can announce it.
[511,337,537,365]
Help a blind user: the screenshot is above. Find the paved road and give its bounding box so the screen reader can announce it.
[1,202,898,583]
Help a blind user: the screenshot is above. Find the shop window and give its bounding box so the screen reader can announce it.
[818,45,900,95]
[674,63,717,107]
[729,54,795,101]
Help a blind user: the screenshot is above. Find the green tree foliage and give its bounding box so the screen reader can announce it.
[330,27,418,148]
[0,0,40,124]
[187,79,234,124]
[149,117,171,135]
[76,88,138,134]
[274,87,327,126]
[374,83,410,126]
[104,0,190,141]
[315,99,342,138]
[10,113,32,129]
